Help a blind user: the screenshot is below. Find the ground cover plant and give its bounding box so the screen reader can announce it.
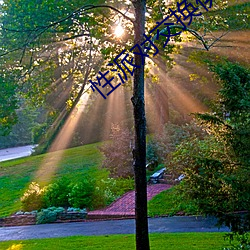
[0,233,232,250]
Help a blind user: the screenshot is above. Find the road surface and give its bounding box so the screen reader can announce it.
[0,216,230,241]
[0,145,37,162]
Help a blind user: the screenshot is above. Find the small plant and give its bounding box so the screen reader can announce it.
[36,206,64,224]
[21,182,45,211]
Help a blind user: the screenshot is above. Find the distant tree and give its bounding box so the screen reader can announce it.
[0,74,18,136]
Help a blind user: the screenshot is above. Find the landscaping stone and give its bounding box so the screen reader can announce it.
[1,211,88,227]
[3,214,36,227]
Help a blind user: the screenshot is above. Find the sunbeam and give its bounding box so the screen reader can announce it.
[35,92,90,184]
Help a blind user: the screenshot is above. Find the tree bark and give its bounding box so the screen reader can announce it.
[131,1,150,250]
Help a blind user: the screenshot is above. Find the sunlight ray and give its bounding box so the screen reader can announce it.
[35,92,90,184]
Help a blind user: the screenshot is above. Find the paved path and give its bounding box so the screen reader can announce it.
[88,184,171,218]
[0,145,37,162]
[0,216,230,241]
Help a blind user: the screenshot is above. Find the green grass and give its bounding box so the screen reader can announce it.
[0,142,104,217]
[0,233,231,250]
[148,186,199,217]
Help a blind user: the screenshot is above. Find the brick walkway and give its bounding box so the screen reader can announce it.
[88,184,171,219]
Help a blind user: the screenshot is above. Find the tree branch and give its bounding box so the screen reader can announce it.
[0,4,134,57]
[151,25,229,51]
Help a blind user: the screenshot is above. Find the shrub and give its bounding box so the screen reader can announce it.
[43,177,71,208]
[36,206,64,224]
[21,182,45,211]
[68,180,94,209]
[92,178,117,209]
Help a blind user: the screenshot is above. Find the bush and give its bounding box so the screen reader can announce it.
[68,180,94,209]
[93,178,117,208]
[21,182,45,211]
[36,206,64,224]
[43,177,71,208]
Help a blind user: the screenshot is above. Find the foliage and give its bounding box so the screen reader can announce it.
[99,124,133,178]
[67,207,86,213]
[20,182,45,212]
[167,62,250,233]
[68,179,94,209]
[223,233,250,250]
[0,74,18,136]
[43,178,71,208]
[192,2,250,31]
[147,122,206,167]
[0,104,45,149]
[32,123,48,144]
[36,206,64,224]
[168,135,239,212]
[93,178,118,208]
[18,165,133,213]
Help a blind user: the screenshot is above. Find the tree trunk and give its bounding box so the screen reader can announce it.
[131,1,150,250]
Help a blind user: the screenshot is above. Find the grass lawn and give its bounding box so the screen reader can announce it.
[0,143,104,217]
[148,186,199,217]
[0,233,231,250]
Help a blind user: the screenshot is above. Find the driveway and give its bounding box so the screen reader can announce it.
[0,216,229,241]
[0,145,37,162]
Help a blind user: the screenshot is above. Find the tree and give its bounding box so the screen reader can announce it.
[99,124,133,178]
[0,73,18,136]
[0,1,231,249]
[168,61,250,233]
[131,1,149,248]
